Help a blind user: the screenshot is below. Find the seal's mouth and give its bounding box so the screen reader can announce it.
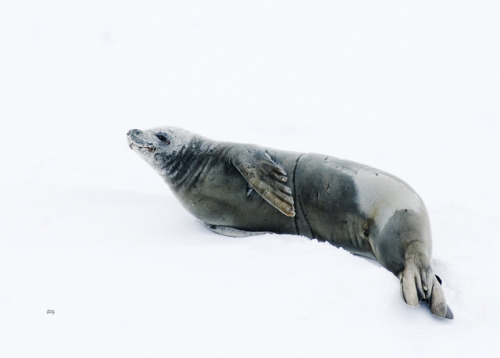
[129,142,155,153]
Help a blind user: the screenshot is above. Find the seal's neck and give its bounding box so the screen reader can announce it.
[158,136,215,189]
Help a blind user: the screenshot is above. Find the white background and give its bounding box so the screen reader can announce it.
[1,1,499,357]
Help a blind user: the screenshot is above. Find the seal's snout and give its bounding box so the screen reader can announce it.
[127,128,156,154]
[127,129,139,150]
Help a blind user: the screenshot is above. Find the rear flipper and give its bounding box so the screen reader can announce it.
[399,259,454,319]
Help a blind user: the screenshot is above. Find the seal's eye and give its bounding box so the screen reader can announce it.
[156,134,170,144]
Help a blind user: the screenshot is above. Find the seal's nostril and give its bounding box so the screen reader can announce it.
[127,129,141,136]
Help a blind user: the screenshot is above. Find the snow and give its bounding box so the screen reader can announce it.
[1,1,499,357]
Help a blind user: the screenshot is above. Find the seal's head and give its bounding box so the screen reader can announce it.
[127,127,195,177]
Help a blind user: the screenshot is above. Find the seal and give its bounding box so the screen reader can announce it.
[127,126,453,319]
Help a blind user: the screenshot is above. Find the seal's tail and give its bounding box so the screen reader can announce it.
[399,260,454,319]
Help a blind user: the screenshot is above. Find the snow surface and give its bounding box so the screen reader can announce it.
[1,1,500,357]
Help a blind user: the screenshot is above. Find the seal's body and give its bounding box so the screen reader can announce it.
[127,126,453,319]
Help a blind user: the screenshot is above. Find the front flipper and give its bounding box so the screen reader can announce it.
[231,147,295,217]
[204,223,270,237]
